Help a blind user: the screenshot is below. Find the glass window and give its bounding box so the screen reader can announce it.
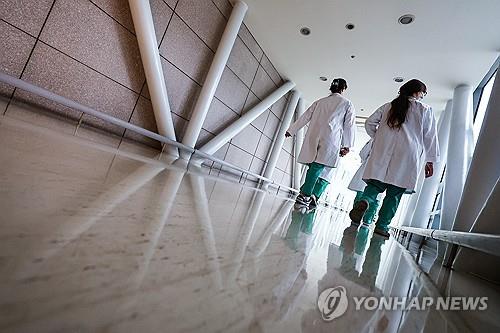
[473,71,496,144]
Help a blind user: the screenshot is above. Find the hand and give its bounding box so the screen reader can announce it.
[339,147,349,157]
[425,162,434,178]
[285,131,291,138]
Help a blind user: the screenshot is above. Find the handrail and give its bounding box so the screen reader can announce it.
[192,149,298,193]
[0,72,299,194]
[391,225,500,257]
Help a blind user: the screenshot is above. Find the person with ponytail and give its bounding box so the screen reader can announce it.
[349,79,439,237]
[286,78,356,209]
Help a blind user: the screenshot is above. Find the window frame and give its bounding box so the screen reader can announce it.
[472,56,499,121]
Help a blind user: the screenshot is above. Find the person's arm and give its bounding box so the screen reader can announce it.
[341,102,356,148]
[365,104,386,138]
[286,101,316,136]
[422,107,440,177]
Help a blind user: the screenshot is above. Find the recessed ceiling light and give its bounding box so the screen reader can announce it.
[319,76,328,81]
[345,23,355,30]
[394,77,405,83]
[398,14,415,25]
[350,55,356,59]
[300,27,311,36]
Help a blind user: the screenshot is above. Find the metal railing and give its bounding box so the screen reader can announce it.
[0,72,299,195]
[391,225,500,263]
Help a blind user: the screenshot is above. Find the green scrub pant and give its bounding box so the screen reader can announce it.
[359,179,406,231]
[300,162,330,198]
[353,191,380,224]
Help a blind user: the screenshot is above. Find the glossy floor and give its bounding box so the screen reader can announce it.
[0,115,498,333]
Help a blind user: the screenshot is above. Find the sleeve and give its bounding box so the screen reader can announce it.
[364,104,386,138]
[341,102,356,148]
[422,107,440,163]
[287,101,316,135]
[359,140,373,162]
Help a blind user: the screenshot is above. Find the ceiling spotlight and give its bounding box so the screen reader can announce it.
[319,76,328,81]
[398,14,415,25]
[350,55,356,59]
[300,27,311,36]
[345,23,355,30]
[394,77,405,83]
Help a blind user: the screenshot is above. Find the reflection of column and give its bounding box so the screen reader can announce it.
[410,100,452,228]
[397,284,432,332]
[396,242,470,332]
[383,246,413,333]
[188,174,223,289]
[440,85,474,232]
[133,168,186,287]
[18,162,165,277]
[251,201,294,256]
[451,71,500,233]
[226,190,266,282]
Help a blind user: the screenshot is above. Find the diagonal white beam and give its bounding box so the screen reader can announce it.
[263,90,300,179]
[200,81,295,155]
[182,1,248,149]
[293,98,306,189]
[128,0,176,142]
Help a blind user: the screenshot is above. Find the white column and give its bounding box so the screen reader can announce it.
[200,81,295,155]
[128,0,176,142]
[452,69,500,232]
[182,1,248,149]
[440,85,473,231]
[409,100,453,228]
[293,98,306,189]
[263,90,300,179]
[401,168,424,226]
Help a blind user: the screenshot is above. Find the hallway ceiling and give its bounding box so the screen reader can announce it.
[237,0,500,117]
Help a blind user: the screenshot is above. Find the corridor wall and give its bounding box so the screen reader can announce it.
[0,0,295,186]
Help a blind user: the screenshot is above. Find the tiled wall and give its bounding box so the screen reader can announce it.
[0,0,295,187]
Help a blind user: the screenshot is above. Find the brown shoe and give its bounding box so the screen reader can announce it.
[349,200,369,223]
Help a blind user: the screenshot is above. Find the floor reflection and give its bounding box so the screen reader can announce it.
[1,115,498,332]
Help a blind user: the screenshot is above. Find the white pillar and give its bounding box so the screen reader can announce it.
[452,69,500,232]
[410,100,453,228]
[293,98,306,189]
[128,0,176,142]
[182,1,248,149]
[401,168,424,226]
[263,90,300,179]
[200,81,295,155]
[440,85,473,231]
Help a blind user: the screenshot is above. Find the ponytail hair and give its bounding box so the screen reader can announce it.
[330,78,348,94]
[387,79,427,129]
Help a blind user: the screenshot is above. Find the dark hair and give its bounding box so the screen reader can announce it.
[387,79,427,129]
[330,78,348,94]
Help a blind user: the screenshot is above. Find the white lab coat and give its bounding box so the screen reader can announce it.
[348,140,373,192]
[287,93,356,168]
[319,166,335,182]
[362,98,439,192]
